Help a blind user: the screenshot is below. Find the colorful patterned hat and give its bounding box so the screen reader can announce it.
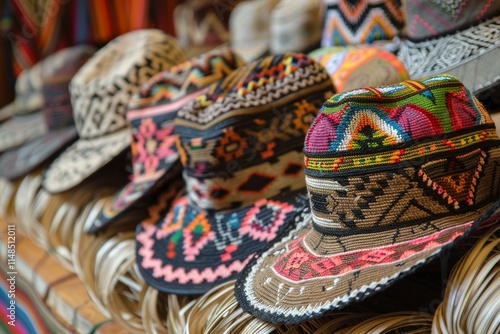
[0,45,96,179]
[42,30,187,194]
[88,48,245,233]
[230,0,280,61]
[321,0,404,47]
[135,53,334,294]
[270,0,323,54]
[0,61,45,153]
[235,74,500,324]
[398,0,500,94]
[310,45,409,92]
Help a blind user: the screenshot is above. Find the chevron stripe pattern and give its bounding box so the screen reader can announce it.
[133,47,245,108]
[321,0,404,47]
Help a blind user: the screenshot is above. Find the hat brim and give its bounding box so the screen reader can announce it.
[0,102,14,123]
[87,160,182,234]
[0,111,47,153]
[0,127,78,179]
[235,200,500,324]
[398,16,500,94]
[42,127,131,193]
[136,189,309,295]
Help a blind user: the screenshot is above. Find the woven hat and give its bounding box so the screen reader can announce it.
[0,61,45,153]
[320,0,405,47]
[135,53,334,294]
[42,30,187,194]
[0,45,96,179]
[88,48,245,233]
[310,45,409,92]
[270,0,323,55]
[235,74,500,324]
[398,0,500,94]
[230,0,280,62]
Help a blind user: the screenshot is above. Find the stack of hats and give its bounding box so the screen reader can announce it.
[89,47,245,233]
[0,45,96,179]
[42,29,187,194]
[135,53,334,294]
[0,4,499,331]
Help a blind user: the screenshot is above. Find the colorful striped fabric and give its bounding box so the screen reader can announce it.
[2,0,182,74]
[0,269,65,334]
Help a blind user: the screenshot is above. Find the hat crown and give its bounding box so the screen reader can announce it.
[125,48,245,182]
[41,45,96,131]
[175,53,334,210]
[69,29,187,139]
[304,75,500,233]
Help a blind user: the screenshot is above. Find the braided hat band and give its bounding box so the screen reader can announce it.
[135,53,335,295]
[235,74,500,324]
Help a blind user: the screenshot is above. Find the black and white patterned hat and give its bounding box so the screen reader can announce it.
[42,29,187,193]
[398,0,500,94]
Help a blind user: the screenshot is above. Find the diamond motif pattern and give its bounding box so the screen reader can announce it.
[238,173,276,193]
[283,162,302,176]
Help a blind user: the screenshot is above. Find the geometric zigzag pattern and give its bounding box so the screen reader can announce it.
[135,47,244,107]
[321,0,404,47]
[70,30,187,139]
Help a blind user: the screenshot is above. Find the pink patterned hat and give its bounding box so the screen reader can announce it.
[135,53,334,295]
[88,48,245,233]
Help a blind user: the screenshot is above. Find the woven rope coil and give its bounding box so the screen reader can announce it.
[432,223,500,334]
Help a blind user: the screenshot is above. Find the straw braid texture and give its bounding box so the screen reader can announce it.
[433,220,500,334]
[135,53,334,294]
[90,48,243,233]
[321,0,404,47]
[235,75,500,324]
